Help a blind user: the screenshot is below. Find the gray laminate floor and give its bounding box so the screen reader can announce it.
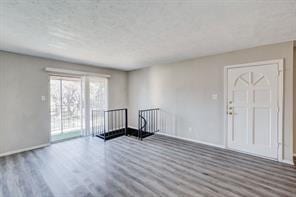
[0,135,296,197]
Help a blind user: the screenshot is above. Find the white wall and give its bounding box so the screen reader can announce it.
[0,51,128,155]
[128,41,294,162]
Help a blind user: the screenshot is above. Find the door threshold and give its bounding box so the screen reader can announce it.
[51,135,82,144]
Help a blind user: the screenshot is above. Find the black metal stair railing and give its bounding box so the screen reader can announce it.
[138,108,160,140]
[92,108,128,141]
[138,114,147,139]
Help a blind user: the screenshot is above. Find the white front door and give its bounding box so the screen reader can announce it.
[227,63,280,159]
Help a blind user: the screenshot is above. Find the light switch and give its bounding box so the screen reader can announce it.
[41,96,46,101]
[211,94,218,100]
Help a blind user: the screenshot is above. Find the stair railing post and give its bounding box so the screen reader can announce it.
[138,110,140,139]
[141,111,143,141]
[125,108,128,136]
[104,111,106,142]
[91,110,94,136]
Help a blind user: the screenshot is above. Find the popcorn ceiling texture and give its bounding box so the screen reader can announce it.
[0,0,296,70]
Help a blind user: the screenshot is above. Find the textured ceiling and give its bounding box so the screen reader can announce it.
[0,0,296,70]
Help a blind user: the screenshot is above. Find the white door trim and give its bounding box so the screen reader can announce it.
[223,59,284,162]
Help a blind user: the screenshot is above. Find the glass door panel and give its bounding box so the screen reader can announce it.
[89,77,107,133]
[50,79,61,134]
[61,79,81,133]
[50,77,82,142]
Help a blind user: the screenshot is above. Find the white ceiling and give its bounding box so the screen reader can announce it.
[0,0,296,70]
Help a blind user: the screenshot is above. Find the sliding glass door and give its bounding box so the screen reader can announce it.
[50,76,82,141]
[50,75,108,141]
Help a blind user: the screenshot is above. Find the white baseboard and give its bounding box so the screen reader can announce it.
[0,143,50,157]
[157,132,225,149]
[158,132,295,165]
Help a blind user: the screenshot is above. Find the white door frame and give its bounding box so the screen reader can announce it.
[223,59,284,162]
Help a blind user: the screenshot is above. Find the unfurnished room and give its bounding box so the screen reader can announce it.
[0,0,296,197]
